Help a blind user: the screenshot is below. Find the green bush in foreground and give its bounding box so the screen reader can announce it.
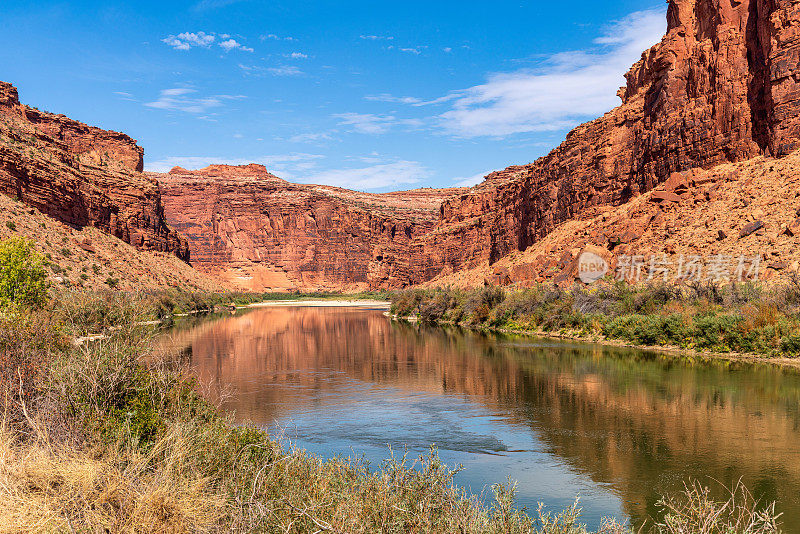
[0,236,49,309]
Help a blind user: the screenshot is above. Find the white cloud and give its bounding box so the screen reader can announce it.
[333,113,395,134]
[332,113,422,134]
[268,65,303,76]
[300,160,431,191]
[114,91,137,102]
[145,153,323,173]
[219,38,253,52]
[144,88,244,114]
[435,9,665,137]
[288,131,337,143]
[400,47,422,55]
[360,35,394,41]
[365,94,423,104]
[162,31,252,52]
[193,0,244,10]
[238,64,303,77]
[443,47,453,53]
[261,33,297,41]
[162,31,216,50]
[452,169,499,188]
[286,52,308,59]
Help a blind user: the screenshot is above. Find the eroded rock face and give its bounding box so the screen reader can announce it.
[413,0,800,282]
[0,81,188,260]
[156,165,464,290]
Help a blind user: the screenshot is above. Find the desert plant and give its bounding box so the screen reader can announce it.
[0,236,49,309]
[656,480,781,534]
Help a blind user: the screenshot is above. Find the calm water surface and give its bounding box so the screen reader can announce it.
[171,306,800,530]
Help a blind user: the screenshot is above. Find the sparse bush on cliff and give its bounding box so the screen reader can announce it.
[0,236,49,309]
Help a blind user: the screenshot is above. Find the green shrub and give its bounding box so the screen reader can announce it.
[692,314,742,351]
[781,334,800,356]
[6,220,16,231]
[0,237,49,309]
[419,289,457,323]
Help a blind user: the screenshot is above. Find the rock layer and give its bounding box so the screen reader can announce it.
[156,165,464,290]
[0,81,188,259]
[414,0,800,282]
[426,150,800,287]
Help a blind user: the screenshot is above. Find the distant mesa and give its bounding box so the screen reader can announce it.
[167,163,287,181]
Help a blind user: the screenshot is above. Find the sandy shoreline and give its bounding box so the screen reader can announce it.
[245,299,391,308]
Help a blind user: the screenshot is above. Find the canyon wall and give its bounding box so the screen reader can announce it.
[8,0,799,290]
[0,81,188,259]
[159,0,800,290]
[413,0,800,281]
[156,165,463,290]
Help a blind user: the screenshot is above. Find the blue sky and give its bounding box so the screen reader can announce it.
[1,0,666,191]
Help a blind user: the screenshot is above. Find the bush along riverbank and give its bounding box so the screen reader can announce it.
[390,281,800,359]
[0,239,784,532]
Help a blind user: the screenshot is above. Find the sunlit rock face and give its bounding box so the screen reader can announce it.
[413,0,800,279]
[0,81,189,259]
[156,165,465,291]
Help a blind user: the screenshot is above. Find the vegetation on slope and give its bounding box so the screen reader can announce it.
[391,281,800,357]
[0,238,783,532]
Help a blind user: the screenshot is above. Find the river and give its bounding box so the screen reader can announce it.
[168,305,800,530]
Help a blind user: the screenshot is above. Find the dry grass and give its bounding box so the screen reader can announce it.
[0,428,225,533]
[656,480,781,534]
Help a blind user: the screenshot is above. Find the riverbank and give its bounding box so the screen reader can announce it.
[0,288,783,532]
[390,282,800,370]
[248,299,390,308]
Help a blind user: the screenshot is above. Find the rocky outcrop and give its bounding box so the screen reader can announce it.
[427,150,800,287]
[413,0,800,282]
[156,165,464,290]
[0,81,188,259]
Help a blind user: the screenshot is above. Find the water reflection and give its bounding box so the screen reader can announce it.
[168,306,800,530]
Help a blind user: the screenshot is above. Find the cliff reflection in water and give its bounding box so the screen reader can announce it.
[171,306,800,529]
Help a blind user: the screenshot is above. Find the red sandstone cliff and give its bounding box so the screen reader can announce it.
[0,81,188,259]
[156,165,464,290]
[14,0,798,291]
[159,0,800,291]
[414,0,800,282]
